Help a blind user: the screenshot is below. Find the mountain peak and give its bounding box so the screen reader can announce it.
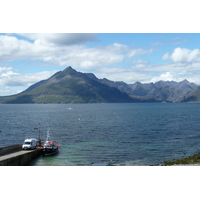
[0,66,199,103]
[63,66,77,73]
[0,66,134,103]
[52,66,78,80]
[180,79,189,84]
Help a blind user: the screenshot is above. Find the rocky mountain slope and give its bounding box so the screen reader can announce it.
[99,79,198,102]
[0,66,198,103]
[182,87,200,102]
[0,67,136,103]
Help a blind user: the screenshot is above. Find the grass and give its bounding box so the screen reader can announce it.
[162,152,200,165]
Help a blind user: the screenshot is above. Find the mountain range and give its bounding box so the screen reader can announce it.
[0,66,199,103]
[101,78,198,102]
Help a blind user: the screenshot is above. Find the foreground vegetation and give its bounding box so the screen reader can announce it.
[162,152,200,166]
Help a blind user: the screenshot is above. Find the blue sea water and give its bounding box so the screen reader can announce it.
[0,103,200,166]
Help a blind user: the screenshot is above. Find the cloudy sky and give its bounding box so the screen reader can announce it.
[1,33,200,95]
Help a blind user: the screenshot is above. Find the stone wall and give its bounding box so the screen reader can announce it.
[0,149,43,166]
[0,144,22,156]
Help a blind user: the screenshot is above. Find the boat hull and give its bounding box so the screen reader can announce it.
[43,147,59,156]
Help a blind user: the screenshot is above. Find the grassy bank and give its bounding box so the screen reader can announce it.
[162,152,200,166]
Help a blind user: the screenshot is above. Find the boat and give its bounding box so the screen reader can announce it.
[43,131,61,156]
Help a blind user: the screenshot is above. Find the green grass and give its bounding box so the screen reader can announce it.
[162,152,200,165]
[34,95,85,103]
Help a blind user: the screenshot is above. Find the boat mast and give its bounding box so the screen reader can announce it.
[34,123,41,147]
[38,123,41,145]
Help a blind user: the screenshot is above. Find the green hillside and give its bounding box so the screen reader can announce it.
[0,67,136,103]
[182,87,200,102]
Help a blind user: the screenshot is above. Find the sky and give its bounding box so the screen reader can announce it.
[0,0,199,96]
[1,33,200,96]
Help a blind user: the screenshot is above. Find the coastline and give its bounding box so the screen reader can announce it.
[161,152,200,166]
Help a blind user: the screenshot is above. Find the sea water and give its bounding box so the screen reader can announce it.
[0,103,200,166]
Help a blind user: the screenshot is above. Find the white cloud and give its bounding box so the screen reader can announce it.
[162,52,170,60]
[149,70,200,84]
[158,48,200,84]
[11,71,57,87]
[0,34,154,70]
[94,58,200,85]
[152,38,186,47]
[18,33,97,46]
[94,66,154,84]
[162,47,200,63]
[127,48,154,58]
[0,67,57,95]
[152,41,166,46]
[150,72,174,82]
[171,38,187,45]
[0,67,13,74]
[131,59,149,69]
[5,34,200,95]
[0,35,43,61]
[132,59,149,64]
[39,44,125,68]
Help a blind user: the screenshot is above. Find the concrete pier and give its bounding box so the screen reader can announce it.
[0,144,43,166]
[0,144,22,156]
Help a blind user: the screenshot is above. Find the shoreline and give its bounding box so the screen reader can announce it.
[161,152,200,166]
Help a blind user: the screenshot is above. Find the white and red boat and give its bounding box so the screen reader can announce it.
[43,131,61,156]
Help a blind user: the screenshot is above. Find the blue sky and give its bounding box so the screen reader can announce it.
[1,33,200,95]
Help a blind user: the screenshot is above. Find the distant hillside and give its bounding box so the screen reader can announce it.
[99,79,198,102]
[0,67,137,103]
[182,87,200,102]
[0,66,198,103]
